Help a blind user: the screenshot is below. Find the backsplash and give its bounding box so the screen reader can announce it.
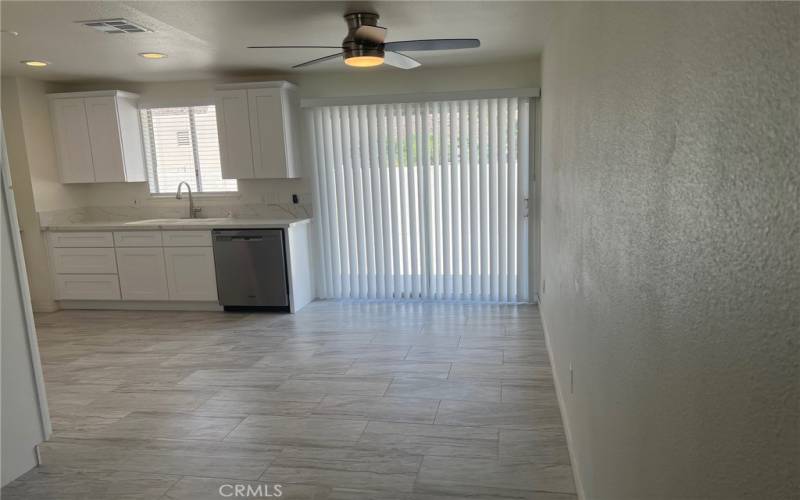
[38,197,312,227]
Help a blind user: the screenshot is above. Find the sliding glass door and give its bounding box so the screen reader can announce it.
[309,97,530,303]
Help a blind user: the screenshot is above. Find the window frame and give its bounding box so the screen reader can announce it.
[139,104,238,197]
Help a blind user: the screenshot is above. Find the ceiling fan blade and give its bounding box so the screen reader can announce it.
[354,25,387,44]
[383,51,421,70]
[247,45,341,49]
[292,52,343,68]
[383,38,480,52]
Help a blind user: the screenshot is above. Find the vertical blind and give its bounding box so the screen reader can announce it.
[140,106,237,193]
[309,97,530,303]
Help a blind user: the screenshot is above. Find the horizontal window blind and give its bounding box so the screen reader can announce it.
[309,97,530,303]
[140,106,237,194]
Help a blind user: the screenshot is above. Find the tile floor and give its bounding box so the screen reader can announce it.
[2,301,575,500]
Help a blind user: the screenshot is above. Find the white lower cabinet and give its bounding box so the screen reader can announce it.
[49,230,219,305]
[164,247,218,301]
[55,274,121,300]
[116,247,169,300]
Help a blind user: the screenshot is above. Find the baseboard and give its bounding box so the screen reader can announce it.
[540,309,587,500]
[58,300,224,312]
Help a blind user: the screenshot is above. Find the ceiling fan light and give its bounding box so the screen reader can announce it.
[139,52,168,59]
[21,60,49,67]
[345,55,384,67]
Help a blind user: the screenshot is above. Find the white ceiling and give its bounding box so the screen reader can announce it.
[0,1,555,82]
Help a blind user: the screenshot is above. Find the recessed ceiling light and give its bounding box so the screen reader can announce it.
[138,52,167,59]
[21,60,49,67]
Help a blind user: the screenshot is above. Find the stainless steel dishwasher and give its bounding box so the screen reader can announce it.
[212,229,290,309]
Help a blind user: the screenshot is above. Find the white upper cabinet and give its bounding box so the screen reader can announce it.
[214,81,301,179]
[84,96,125,182]
[50,98,95,183]
[48,91,146,184]
[215,89,255,180]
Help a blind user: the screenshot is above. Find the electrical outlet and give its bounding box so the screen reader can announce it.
[292,194,299,204]
[569,363,574,394]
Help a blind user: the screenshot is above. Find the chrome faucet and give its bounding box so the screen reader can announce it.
[176,181,201,218]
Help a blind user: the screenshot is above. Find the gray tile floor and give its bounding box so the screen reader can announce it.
[2,301,575,500]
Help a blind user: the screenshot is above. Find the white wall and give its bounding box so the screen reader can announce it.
[539,3,798,499]
[1,120,49,486]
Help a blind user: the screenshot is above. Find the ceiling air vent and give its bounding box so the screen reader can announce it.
[78,18,151,34]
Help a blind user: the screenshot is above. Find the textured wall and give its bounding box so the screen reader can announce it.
[539,3,799,499]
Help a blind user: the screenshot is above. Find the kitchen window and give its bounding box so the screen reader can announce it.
[140,105,237,194]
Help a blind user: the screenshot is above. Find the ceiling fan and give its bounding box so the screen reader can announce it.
[248,12,480,70]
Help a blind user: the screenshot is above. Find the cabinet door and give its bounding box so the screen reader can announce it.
[116,247,169,300]
[84,96,126,182]
[50,98,94,183]
[215,89,255,179]
[247,87,289,178]
[164,247,218,301]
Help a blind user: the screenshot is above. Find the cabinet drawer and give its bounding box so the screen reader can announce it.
[54,274,121,300]
[114,231,163,247]
[162,231,212,247]
[51,247,117,274]
[49,231,113,248]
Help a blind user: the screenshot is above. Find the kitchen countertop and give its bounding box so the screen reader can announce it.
[42,217,312,231]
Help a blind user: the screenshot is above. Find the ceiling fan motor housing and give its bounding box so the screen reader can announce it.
[343,12,384,60]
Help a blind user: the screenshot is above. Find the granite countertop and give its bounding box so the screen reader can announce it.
[42,217,312,231]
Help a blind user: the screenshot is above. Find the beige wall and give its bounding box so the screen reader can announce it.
[540,3,798,499]
[15,79,87,212]
[1,78,59,311]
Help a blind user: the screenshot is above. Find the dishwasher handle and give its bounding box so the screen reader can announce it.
[212,229,284,242]
[230,236,263,241]
[214,235,264,242]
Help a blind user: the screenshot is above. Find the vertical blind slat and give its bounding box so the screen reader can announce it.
[479,99,490,300]
[469,99,482,299]
[459,100,472,299]
[419,103,432,298]
[518,99,530,302]
[489,98,500,302]
[498,98,509,303]
[377,105,393,297]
